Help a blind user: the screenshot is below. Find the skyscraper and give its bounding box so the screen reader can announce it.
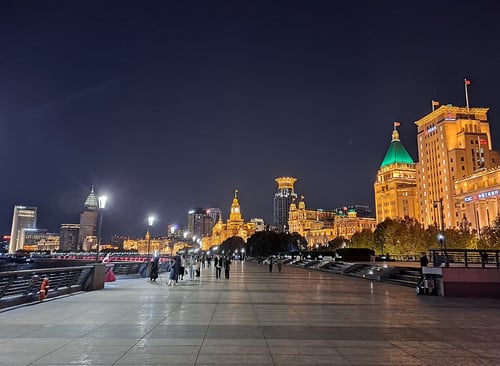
[187,207,206,238]
[78,186,98,249]
[374,124,418,223]
[59,224,80,251]
[273,177,298,232]
[415,105,500,228]
[9,205,37,253]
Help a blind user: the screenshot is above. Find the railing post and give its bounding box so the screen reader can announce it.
[464,251,468,268]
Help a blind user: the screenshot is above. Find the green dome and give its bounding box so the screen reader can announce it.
[380,129,414,168]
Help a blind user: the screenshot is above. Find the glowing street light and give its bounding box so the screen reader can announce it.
[146,216,155,263]
[95,195,107,262]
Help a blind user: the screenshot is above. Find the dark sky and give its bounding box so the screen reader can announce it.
[1,1,500,239]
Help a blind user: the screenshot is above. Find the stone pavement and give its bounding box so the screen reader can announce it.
[0,260,499,366]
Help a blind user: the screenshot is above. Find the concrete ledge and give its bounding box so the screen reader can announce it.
[443,267,500,298]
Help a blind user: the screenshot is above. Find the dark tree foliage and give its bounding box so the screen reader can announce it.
[219,236,245,255]
[327,236,348,250]
[245,231,306,257]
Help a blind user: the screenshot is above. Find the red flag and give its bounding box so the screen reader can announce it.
[432,100,439,106]
[480,139,488,145]
[394,121,401,127]
[465,79,471,85]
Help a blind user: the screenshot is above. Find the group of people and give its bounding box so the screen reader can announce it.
[147,254,233,286]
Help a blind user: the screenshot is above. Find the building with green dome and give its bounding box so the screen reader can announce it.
[374,125,418,223]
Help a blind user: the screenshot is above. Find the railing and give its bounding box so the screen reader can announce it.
[429,249,500,268]
[0,265,94,309]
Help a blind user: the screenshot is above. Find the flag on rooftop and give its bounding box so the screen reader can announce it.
[465,78,471,85]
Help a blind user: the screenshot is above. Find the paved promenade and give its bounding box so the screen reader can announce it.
[0,261,499,366]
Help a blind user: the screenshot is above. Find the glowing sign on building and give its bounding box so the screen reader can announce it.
[464,190,499,202]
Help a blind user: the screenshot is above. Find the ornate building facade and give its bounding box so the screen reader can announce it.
[374,124,418,223]
[415,105,500,229]
[273,177,298,232]
[202,190,257,250]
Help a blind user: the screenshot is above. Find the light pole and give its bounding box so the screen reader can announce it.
[146,216,155,263]
[433,198,449,267]
[95,195,107,262]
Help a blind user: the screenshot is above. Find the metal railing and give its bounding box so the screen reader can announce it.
[0,265,94,309]
[429,249,500,268]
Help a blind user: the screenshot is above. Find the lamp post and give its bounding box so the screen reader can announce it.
[146,216,155,263]
[95,195,107,262]
[433,198,448,267]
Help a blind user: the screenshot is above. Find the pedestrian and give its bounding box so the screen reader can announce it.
[207,256,212,268]
[175,255,182,284]
[481,251,488,267]
[215,255,222,279]
[419,252,428,273]
[268,256,273,273]
[179,255,186,280]
[188,255,195,280]
[195,258,201,278]
[224,256,231,279]
[149,256,159,282]
[277,258,282,273]
[167,258,177,286]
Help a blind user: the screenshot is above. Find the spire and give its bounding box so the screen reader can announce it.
[380,123,414,168]
[84,185,98,208]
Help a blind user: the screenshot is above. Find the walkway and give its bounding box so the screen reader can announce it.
[0,261,499,365]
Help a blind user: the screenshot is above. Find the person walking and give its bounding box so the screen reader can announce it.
[224,256,231,279]
[188,255,195,280]
[167,258,177,286]
[419,252,429,273]
[149,257,159,282]
[215,255,222,279]
[179,255,186,280]
[277,258,282,273]
[268,256,273,273]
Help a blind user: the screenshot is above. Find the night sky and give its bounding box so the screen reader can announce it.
[1,1,500,239]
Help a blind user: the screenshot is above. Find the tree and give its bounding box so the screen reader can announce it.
[219,236,245,255]
[245,231,306,257]
[350,229,374,249]
[327,236,348,250]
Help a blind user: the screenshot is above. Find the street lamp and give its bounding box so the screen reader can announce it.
[433,198,449,267]
[146,216,155,263]
[95,195,107,262]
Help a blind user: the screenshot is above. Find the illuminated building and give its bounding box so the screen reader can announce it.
[202,190,256,249]
[9,205,37,253]
[415,105,500,228]
[454,167,500,235]
[273,177,298,232]
[59,224,80,251]
[250,218,266,232]
[288,197,336,248]
[374,124,418,223]
[206,208,222,225]
[333,207,377,240]
[20,229,59,252]
[78,186,98,249]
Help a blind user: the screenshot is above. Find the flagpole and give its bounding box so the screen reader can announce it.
[464,78,470,115]
[432,100,435,112]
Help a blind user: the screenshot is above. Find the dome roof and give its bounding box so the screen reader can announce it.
[380,128,414,168]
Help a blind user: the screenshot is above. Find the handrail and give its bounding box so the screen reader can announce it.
[0,265,94,309]
[429,249,500,268]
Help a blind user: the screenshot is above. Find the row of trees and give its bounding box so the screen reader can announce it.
[215,216,500,258]
[348,216,500,255]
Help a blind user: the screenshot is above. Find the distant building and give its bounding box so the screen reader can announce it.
[333,208,377,241]
[21,229,59,252]
[288,198,336,248]
[78,186,98,250]
[187,207,206,238]
[202,190,257,250]
[415,105,500,228]
[374,125,418,223]
[273,177,298,232]
[206,208,222,225]
[59,224,80,251]
[250,218,266,232]
[9,205,37,253]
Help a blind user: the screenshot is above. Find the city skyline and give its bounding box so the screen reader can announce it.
[2,2,500,238]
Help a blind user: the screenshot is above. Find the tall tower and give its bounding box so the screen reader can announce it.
[273,177,298,232]
[415,105,500,228]
[228,189,244,228]
[78,186,98,249]
[374,124,418,223]
[8,206,37,253]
